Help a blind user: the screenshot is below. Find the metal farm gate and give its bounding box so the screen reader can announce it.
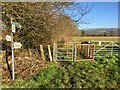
[53,43,95,62]
[53,41,120,62]
[92,41,120,57]
[56,44,74,61]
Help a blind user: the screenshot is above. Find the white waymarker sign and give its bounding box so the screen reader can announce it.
[14,42,22,49]
[98,41,102,46]
[6,35,12,41]
[12,23,16,33]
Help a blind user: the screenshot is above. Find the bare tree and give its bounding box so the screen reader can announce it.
[2,2,91,49]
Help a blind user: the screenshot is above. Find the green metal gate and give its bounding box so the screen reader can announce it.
[56,44,74,61]
[53,43,95,62]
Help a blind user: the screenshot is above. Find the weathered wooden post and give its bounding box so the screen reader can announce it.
[72,44,74,61]
[66,42,68,57]
[74,44,77,62]
[87,44,90,58]
[48,45,52,62]
[53,43,57,62]
[40,45,45,61]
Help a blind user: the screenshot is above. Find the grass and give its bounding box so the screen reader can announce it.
[72,36,119,42]
[1,55,120,88]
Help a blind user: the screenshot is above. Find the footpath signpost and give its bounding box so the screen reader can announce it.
[6,18,22,80]
[11,18,15,80]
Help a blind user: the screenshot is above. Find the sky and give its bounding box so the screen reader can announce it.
[74,2,118,29]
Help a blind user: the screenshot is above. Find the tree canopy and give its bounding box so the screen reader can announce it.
[2,2,91,49]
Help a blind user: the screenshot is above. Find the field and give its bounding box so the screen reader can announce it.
[1,36,119,42]
[72,36,119,42]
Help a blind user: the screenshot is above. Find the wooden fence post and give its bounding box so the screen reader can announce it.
[74,44,77,62]
[48,45,52,62]
[53,43,57,62]
[87,44,90,58]
[66,43,68,57]
[40,45,45,61]
[72,44,74,61]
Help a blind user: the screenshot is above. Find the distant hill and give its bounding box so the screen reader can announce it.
[80,28,119,35]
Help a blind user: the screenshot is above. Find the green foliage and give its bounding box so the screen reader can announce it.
[2,55,120,88]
